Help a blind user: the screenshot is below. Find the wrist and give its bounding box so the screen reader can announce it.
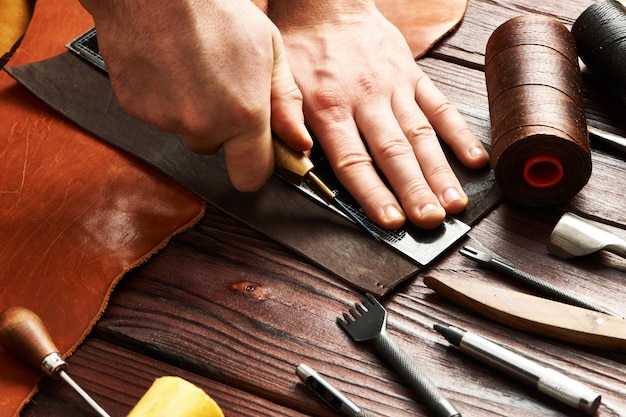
[267,0,376,27]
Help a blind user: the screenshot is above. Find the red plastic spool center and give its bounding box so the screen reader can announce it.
[523,154,564,188]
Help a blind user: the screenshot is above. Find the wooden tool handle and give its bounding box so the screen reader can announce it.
[273,138,314,183]
[0,306,60,371]
[423,275,626,352]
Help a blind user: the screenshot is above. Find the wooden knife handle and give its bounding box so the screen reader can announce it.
[423,275,626,352]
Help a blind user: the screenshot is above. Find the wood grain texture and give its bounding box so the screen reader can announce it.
[17,0,626,416]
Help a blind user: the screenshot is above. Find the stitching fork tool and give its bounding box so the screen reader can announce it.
[338,294,462,417]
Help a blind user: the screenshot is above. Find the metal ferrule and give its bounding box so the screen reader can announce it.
[40,352,68,377]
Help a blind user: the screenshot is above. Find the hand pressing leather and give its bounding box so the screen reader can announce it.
[268,0,490,229]
[78,0,313,192]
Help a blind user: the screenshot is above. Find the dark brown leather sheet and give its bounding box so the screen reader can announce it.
[8,50,502,297]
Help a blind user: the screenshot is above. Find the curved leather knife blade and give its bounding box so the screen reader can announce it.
[423,275,626,352]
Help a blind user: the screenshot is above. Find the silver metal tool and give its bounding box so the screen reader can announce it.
[434,324,602,416]
[338,294,461,417]
[0,307,111,417]
[296,364,370,417]
[587,125,626,153]
[460,246,622,318]
[548,212,626,259]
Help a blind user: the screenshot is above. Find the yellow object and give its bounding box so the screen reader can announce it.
[0,0,33,57]
[127,376,224,417]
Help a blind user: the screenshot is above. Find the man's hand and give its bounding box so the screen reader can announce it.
[269,0,489,229]
[79,0,312,192]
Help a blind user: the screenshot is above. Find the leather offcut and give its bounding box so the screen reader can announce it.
[0,1,205,416]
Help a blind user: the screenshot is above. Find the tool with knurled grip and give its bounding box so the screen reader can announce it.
[337,294,462,417]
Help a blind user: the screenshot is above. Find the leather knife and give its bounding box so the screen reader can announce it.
[424,275,626,352]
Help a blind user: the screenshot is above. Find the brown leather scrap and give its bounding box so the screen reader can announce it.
[0,1,205,416]
[252,0,470,58]
[377,0,469,58]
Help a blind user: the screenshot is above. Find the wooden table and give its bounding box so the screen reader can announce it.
[20,0,626,416]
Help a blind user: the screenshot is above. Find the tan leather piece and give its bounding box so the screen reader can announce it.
[253,0,469,58]
[378,0,469,58]
[0,1,205,416]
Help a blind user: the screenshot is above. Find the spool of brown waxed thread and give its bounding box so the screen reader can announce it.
[572,0,626,105]
[485,15,592,206]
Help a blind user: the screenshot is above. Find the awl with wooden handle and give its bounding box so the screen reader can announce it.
[273,139,380,240]
[0,306,111,417]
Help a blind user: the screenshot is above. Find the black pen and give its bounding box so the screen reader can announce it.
[296,364,370,417]
[434,324,601,415]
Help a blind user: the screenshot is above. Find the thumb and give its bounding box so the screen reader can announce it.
[270,33,313,152]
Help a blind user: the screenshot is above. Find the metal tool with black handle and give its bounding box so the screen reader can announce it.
[338,294,461,417]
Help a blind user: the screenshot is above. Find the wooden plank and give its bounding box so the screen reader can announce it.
[430,0,596,67]
[94,211,423,417]
[20,338,312,417]
[89,202,626,416]
[15,1,626,416]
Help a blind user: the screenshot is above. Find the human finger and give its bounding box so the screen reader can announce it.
[414,71,490,169]
[221,126,275,193]
[269,32,313,152]
[391,86,469,218]
[356,99,447,229]
[306,105,407,229]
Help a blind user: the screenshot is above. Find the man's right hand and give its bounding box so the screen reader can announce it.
[79,0,312,192]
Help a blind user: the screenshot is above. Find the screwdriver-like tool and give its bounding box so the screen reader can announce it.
[0,306,111,417]
[273,139,380,240]
[460,246,623,318]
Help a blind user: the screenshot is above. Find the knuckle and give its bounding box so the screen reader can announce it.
[226,98,267,128]
[334,149,373,174]
[376,136,414,161]
[403,178,436,198]
[428,162,454,179]
[430,98,457,119]
[356,72,382,97]
[405,123,436,145]
[309,89,350,122]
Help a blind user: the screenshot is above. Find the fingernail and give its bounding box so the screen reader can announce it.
[419,203,443,217]
[442,187,463,205]
[384,205,404,222]
[469,146,486,158]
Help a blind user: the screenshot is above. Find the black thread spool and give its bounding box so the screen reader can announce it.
[485,15,592,206]
[572,0,626,105]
